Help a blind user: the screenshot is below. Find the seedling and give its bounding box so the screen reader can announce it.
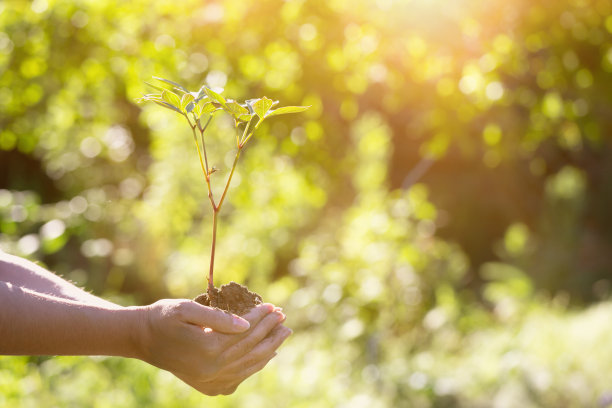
[139,77,308,306]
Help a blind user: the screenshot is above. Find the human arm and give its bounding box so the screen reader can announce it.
[0,250,118,308]
[0,281,142,356]
[0,252,292,395]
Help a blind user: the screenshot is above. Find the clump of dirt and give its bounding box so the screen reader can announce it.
[194,281,263,316]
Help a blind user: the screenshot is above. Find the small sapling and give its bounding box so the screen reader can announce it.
[139,77,308,313]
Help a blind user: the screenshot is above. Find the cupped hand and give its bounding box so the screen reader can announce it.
[136,299,292,395]
[176,304,292,395]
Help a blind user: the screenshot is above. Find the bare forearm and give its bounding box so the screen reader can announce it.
[0,253,291,397]
[0,281,143,358]
[0,251,118,308]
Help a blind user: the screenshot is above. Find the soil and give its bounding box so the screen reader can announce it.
[193,281,263,316]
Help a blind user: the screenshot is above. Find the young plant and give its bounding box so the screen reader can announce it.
[139,77,309,299]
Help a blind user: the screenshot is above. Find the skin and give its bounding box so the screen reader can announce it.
[0,251,292,396]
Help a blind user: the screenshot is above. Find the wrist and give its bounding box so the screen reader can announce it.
[120,305,150,360]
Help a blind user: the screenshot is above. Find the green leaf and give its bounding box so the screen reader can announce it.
[203,87,227,107]
[225,101,251,121]
[192,102,203,118]
[162,90,181,110]
[252,97,275,119]
[238,113,253,122]
[192,101,218,119]
[200,101,218,115]
[138,93,163,103]
[180,93,195,112]
[153,76,188,93]
[145,82,167,93]
[245,99,258,114]
[195,87,208,102]
[265,105,310,118]
[153,100,182,113]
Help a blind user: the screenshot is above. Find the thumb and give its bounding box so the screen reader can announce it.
[182,301,250,333]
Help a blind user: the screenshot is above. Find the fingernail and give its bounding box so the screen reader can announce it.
[233,316,250,330]
[275,311,286,322]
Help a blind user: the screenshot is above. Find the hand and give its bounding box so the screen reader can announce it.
[175,304,292,395]
[136,299,292,395]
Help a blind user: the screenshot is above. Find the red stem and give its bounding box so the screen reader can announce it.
[208,209,218,294]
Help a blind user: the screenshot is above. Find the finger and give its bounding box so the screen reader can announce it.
[222,324,291,368]
[175,349,279,396]
[221,352,278,389]
[208,303,276,346]
[201,353,277,397]
[244,325,291,362]
[180,301,250,334]
[220,311,286,362]
[241,303,276,326]
[246,351,277,373]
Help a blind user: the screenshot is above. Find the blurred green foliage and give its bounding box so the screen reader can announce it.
[1,0,612,406]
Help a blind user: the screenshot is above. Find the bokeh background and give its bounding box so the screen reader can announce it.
[1,0,612,406]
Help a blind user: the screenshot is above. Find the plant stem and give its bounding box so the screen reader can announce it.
[217,147,242,211]
[198,119,217,210]
[240,120,261,146]
[187,114,219,293]
[188,115,216,209]
[199,116,213,176]
[239,117,254,147]
[190,116,254,293]
[191,128,209,181]
[208,208,218,294]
